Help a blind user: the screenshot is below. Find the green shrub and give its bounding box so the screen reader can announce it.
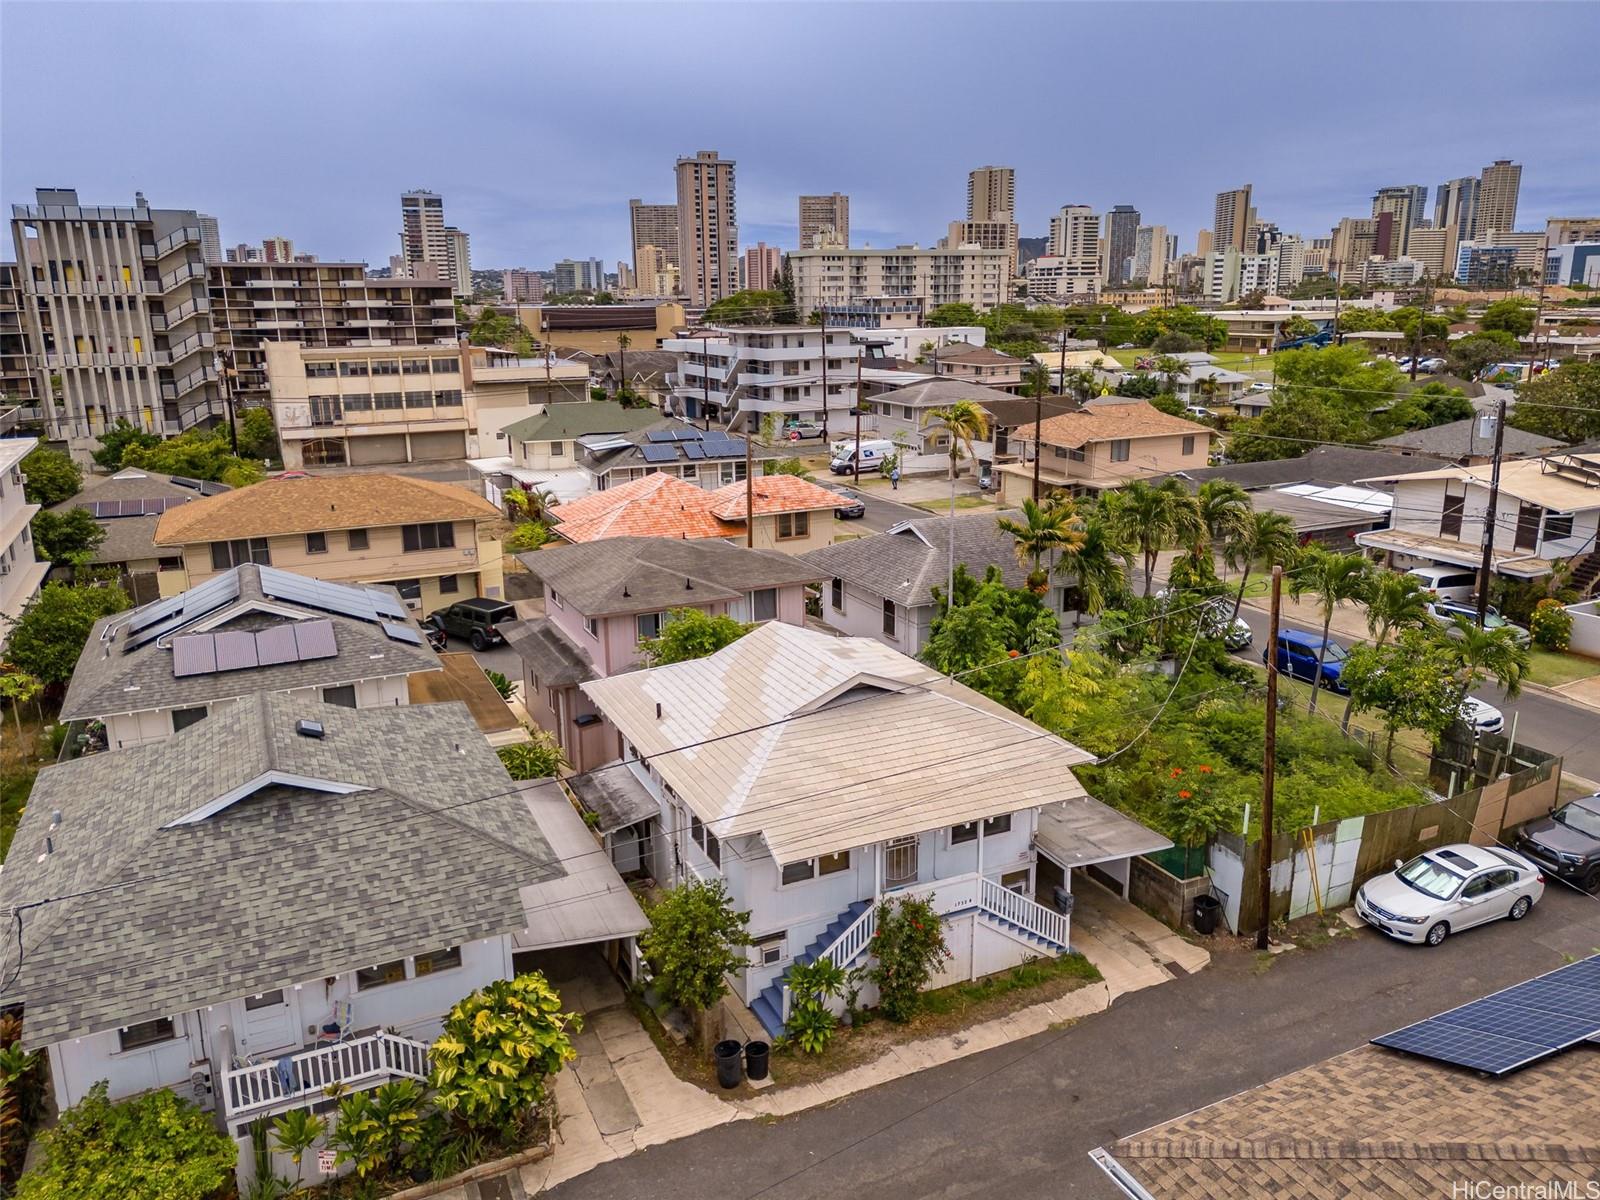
[497,726,565,780]
[864,896,951,1023]
[505,521,550,552]
[639,879,751,1015]
[1529,598,1573,651]
[785,958,846,1055]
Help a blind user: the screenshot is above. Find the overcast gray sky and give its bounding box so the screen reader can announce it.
[4,1,1596,272]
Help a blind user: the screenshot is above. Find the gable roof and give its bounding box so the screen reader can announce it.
[799,512,1030,608]
[501,401,663,444]
[582,622,1102,865]
[1375,418,1565,459]
[153,473,498,544]
[932,344,1024,367]
[1100,1043,1600,1198]
[1012,400,1211,449]
[0,694,555,1045]
[51,468,230,566]
[546,473,738,541]
[515,537,825,616]
[869,378,1024,412]
[59,563,441,722]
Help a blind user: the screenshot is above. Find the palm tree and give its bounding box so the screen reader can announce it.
[519,486,558,523]
[1289,547,1372,715]
[614,333,632,402]
[1339,570,1432,729]
[1222,509,1299,622]
[997,498,1084,593]
[1152,354,1187,397]
[923,400,990,612]
[1102,478,1204,598]
[1055,508,1132,621]
[1187,480,1251,577]
[1444,618,1530,707]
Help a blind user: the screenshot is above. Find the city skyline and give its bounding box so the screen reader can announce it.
[3,2,1597,272]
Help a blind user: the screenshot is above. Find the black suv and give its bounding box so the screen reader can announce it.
[1515,792,1600,892]
[426,598,517,650]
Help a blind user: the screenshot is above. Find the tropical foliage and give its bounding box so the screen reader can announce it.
[497,726,566,780]
[864,896,951,1023]
[4,581,130,686]
[785,957,848,1055]
[639,608,751,666]
[1528,598,1573,651]
[29,506,106,565]
[639,879,751,1016]
[20,446,80,506]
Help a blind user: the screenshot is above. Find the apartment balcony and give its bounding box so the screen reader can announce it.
[172,363,215,398]
[255,319,305,330]
[161,296,211,327]
[220,1032,432,1129]
[246,277,298,288]
[251,298,298,309]
[166,331,216,363]
[151,226,203,258]
[155,261,206,294]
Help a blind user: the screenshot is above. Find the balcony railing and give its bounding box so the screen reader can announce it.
[221,1031,431,1124]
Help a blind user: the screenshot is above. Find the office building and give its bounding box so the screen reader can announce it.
[1476,160,1522,239]
[1545,243,1600,288]
[1101,205,1140,285]
[197,214,222,263]
[787,243,1009,314]
[1405,226,1459,279]
[553,258,605,293]
[629,199,678,278]
[399,190,449,278]
[1434,177,1480,240]
[208,260,457,413]
[444,227,471,296]
[1212,185,1254,253]
[1131,225,1174,288]
[502,268,545,304]
[10,188,225,455]
[742,242,782,292]
[1547,217,1600,246]
[675,150,738,305]
[1371,186,1425,255]
[799,193,849,248]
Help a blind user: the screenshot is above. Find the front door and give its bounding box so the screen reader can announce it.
[238,989,299,1057]
[884,835,919,888]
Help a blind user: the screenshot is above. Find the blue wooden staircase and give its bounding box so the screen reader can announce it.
[750,900,870,1039]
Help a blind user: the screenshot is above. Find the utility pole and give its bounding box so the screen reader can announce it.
[1408,276,1431,382]
[1257,564,1282,952]
[1331,259,1344,346]
[1474,392,1508,627]
[699,334,711,430]
[744,420,754,549]
[853,351,863,485]
[819,323,830,446]
[1033,366,1044,504]
[213,351,238,454]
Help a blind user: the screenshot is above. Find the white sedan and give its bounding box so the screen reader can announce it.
[1460,696,1504,736]
[1355,844,1544,946]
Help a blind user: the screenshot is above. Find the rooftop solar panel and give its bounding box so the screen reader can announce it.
[645,430,679,443]
[254,624,300,666]
[381,622,425,646]
[1372,952,1600,1076]
[682,443,705,460]
[258,567,404,625]
[171,634,217,678]
[124,572,242,645]
[640,444,679,463]
[293,619,338,661]
[214,630,260,672]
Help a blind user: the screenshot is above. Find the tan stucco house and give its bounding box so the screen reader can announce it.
[996,400,1213,502]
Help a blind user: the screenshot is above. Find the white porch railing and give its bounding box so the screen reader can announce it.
[221,1032,430,1122]
[979,876,1069,948]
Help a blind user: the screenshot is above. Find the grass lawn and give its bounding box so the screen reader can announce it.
[1526,648,1600,688]
[1264,671,1435,783]
[909,495,992,513]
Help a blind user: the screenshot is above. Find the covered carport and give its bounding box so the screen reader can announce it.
[1033,795,1173,904]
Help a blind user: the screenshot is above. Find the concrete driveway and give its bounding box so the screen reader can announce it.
[547,886,1600,1199]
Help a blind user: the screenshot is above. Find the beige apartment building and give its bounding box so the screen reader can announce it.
[996,401,1213,502]
[787,243,1009,314]
[1212,185,1255,254]
[264,339,586,469]
[1547,217,1600,246]
[1476,160,1522,238]
[629,199,679,278]
[10,188,226,457]
[676,151,738,305]
[799,193,850,248]
[210,259,457,413]
[151,472,504,608]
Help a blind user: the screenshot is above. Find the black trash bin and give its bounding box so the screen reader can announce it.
[713,1039,745,1089]
[1192,893,1220,935]
[745,1040,770,1081]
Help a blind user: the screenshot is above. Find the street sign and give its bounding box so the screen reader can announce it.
[317,1149,336,1175]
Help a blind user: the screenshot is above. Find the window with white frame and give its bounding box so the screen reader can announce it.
[636,611,664,641]
[750,588,778,621]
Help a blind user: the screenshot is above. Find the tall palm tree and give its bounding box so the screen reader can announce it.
[1444,618,1530,706]
[1187,480,1252,577]
[1152,354,1188,397]
[1340,570,1432,729]
[1023,363,1051,501]
[1102,478,1204,598]
[614,333,632,402]
[923,400,990,612]
[1222,509,1299,622]
[997,498,1084,592]
[1055,509,1132,621]
[1289,547,1372,715]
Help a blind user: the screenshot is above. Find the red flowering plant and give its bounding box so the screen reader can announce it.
[1167,763,1232,878]
[864,895,950,1023]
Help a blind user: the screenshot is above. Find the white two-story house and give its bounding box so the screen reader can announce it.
[1356,450,1600,596]
[581,621,1167,1039]
[664,325,862,429]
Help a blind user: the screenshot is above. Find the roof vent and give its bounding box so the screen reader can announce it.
[295,719,325,739]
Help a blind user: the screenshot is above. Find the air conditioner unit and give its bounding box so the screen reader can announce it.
[188,1061,215,1113]
[405,598,420,610]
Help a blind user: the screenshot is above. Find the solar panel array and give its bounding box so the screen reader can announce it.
[381,622,424,646]
[698,432,745,458]
[171,618,339,677]
[122,573,244,651]
[639,444,679,464]
[258,566,407,623]
[82,497,185,519]
[1372,954,1600,1076]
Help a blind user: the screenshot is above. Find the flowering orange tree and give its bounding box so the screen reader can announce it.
[1167,765,1232,876]
[865,895,950,1023]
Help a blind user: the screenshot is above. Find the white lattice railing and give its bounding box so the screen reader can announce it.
[221,1032,430,1121]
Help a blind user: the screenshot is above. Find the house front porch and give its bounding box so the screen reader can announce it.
[220,1029,432,1133]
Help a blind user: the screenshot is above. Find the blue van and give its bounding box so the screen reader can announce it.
[1265,629,1349,693]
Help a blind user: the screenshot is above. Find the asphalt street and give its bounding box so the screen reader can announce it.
[1231,605,1600,785]
[548,887,1600,1200]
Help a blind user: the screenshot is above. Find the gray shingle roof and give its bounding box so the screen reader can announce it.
[501,401,662,444]
[515,537,824,616]
[59,564,441,723]
[869,378,1023,411]
[49,468,230,566]
[0,693,557,1045]
[501,618,596,688]
[1375,418,1565,459]
[1167,445,1441,491]
[799,512,1030,609]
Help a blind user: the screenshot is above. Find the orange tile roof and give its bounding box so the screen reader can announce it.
[154,473,500,545]
[1011,400,1212,450]
[547,474,738,543]
[707,475,844,520]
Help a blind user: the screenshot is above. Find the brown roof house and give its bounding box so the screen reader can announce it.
[152,472,504,612]
[997,400,1213,502]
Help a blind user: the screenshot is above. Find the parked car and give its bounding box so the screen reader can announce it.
[1419,357,1447,372]
[425,597,518,650]
[1406,565,1480,603]
[1458,695,1504,736]
[1185,405,1215,420]
[1514,792,1600,893]
[784,419,824,440]
[813,481,866,519]
[978,464,994,491]
[1424,599,1531,645]
[1266,629,1349,693]
[1355,844,1544,945]
[1116,342,1136,349]
[1247,382,1272,394]
[1195,597,1252,650]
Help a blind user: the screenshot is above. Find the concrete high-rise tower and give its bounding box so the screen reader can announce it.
[399,190,448,275]
[798,193,850,248]
[675,151,738,306]
[1435,177,1481,239]
[629,198,679,280]
[1477,159,1522,238]
[1212,185,1254,254]
[967,166,1015,222]
[1371,186,1425,256]
[1102,205,1140,285]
